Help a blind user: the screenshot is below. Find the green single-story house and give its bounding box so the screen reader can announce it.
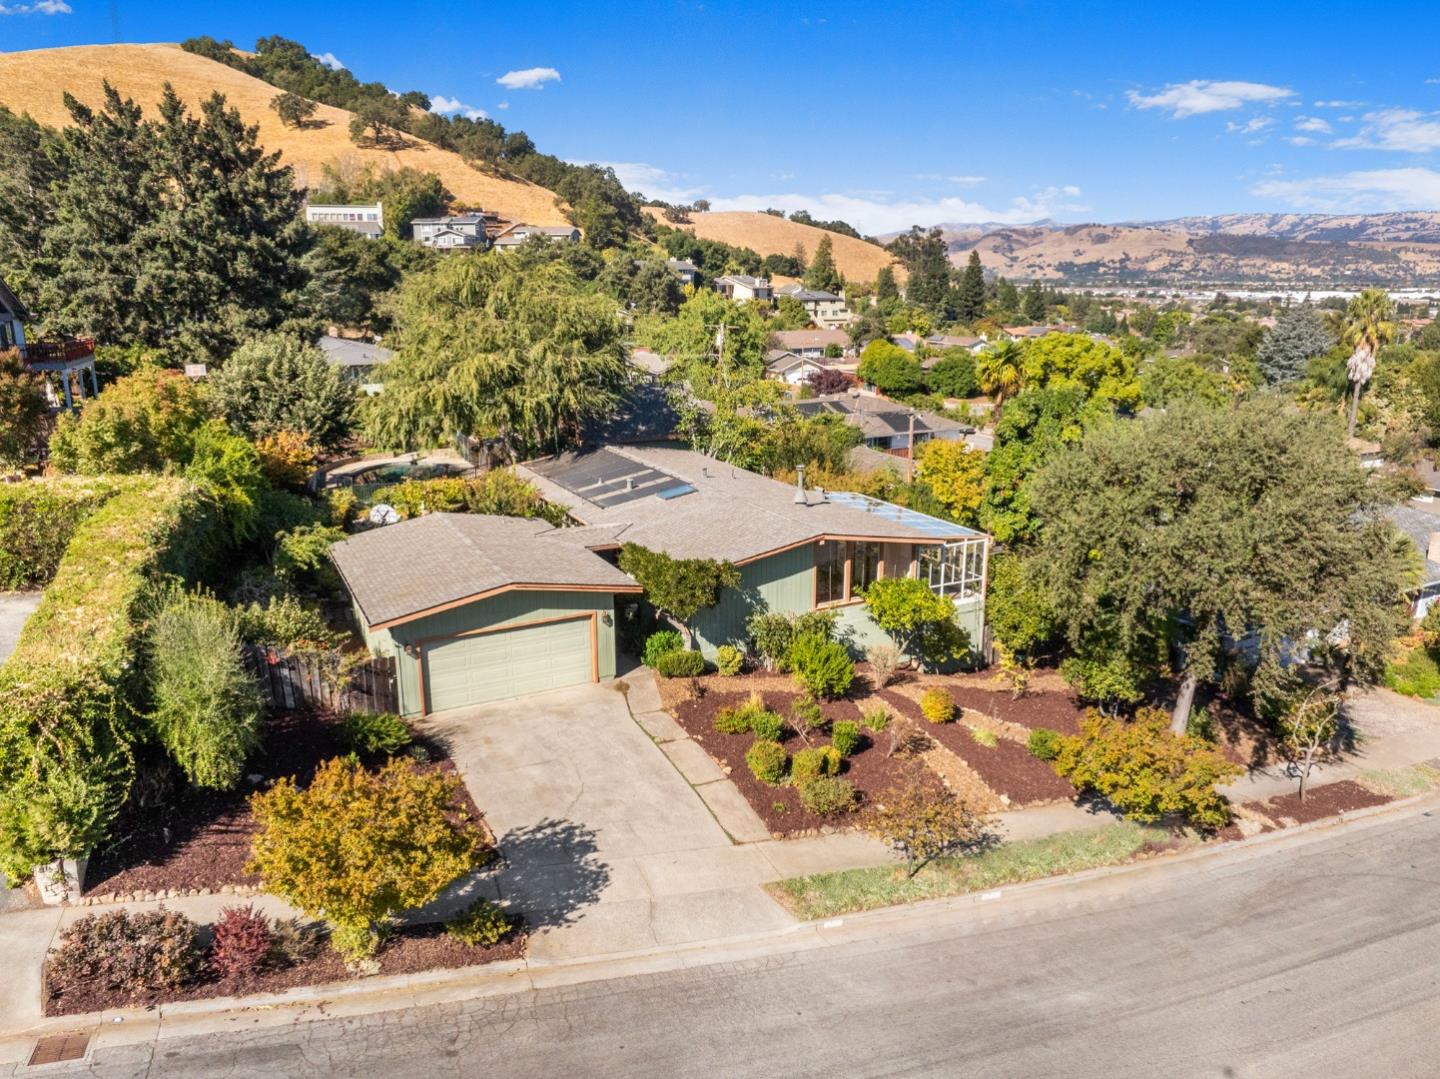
[332,444,989,716]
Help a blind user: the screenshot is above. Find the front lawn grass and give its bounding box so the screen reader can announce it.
[1356,763,1440,799]
[765,822,1173,920]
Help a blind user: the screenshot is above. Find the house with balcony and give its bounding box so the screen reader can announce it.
[0,276,97,410]
[305,202,384,238]
[332,443,989,714]
[491,223,582,250]
[773,283,853,329]
[412,213,492,250]
[712,275,773,303]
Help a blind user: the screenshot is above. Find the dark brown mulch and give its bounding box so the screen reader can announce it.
[876,690,1076,807]
[1248,780,1392,826]
[44,921,525,1017]
[670,689,929,837]
[933,682,1087,736]
[84,711,483,898]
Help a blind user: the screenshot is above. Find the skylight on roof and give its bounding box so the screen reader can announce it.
[656,484,697,500]
[825,490,984,539]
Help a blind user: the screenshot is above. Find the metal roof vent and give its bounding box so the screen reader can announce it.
[793,465,808,505]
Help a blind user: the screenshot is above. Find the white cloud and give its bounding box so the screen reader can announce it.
[430,95,487,121]
[913,174,986,186]
[707,185,1087,234]
[497,102,510,110]
[1294,115,1333,133]
[1334,108,1440,152]
[1314,99,1363,108]
[0,0,71,12]
[1225,117,1273,135]
[311,52,345,71]
[1128,79,1294,118]
[1253,167,1440,211]
[496,67,560,90]
[583,161,704,204]
[1286,136,1316,146]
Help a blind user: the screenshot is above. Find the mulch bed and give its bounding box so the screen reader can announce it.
[1245,780,1392,827]
[670,689,929,837]
[876,690,1076,807]
[44,921,525,1017]
[898,675,1088,736]
[84,710,483,898]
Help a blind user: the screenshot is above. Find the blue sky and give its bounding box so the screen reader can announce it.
[7,0,1440,232]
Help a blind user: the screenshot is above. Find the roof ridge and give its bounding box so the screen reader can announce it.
[439,513,512,582]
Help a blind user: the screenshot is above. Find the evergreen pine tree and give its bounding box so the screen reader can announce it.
[1022,281,1047,323]
[874,265,900,304]
[803,233,844,293]
[955,250,986,323]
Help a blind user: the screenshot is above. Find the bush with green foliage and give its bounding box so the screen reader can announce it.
[655,649,706,678]
[861,707,891,734]
[746,609,839,672]
[1384,644,1440,699]
[746,740,789,785]
[272,524,346,595]
[796,775,857,816]
[619,544,739,651]
[791,745,842,782]
[184,420,268,542]
[0,478,221,878]
[925,350,979,398]
[749,708,785,743]
[0,477,122,590]
[49,368,212,475]
[642,630,684,668]
[340,712,413,757]
[831,720,861,758]
[715,644,745,676]
[920,687,955,724]
[47,909,202,996]
[146,588,264,791]
[208,335,356,451]
[247,757,488,960]
[0,348,47,470]
[1026,728,1063,761]
[1051,709,1242,829]
[445,897,515,947]
[210,905,275,978]
[861,778,989,877]
[858,340,924,395]
[235,594,345,653]
[789,633,855,699]
[863,577,970,671]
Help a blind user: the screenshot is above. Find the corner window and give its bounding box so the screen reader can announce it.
[815,541,847,606]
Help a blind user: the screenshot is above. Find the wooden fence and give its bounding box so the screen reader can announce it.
[242,645,399,715]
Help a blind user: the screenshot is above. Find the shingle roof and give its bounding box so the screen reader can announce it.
[1386,503,1440,584]
[516,444,962,563]
[770,328,850,351]
[315,336,393,368]
[0,276,30,322]
[793,393,970,439]
[775,284,843,303]
[332,514,639,628]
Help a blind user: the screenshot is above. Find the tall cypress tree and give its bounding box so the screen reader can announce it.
[955,250,986,323]
[1022,281,1047,323]
[803,233,844,293]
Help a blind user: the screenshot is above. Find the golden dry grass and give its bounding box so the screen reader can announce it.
[0,43,569,226]
[647,208,901,284]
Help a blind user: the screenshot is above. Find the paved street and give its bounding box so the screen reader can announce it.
[31,805,1440,1078]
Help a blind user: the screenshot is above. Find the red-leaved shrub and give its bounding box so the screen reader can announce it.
[48,909,201,996]
[210,905,274,978]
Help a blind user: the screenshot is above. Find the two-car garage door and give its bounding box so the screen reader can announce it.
[423,615,594,713]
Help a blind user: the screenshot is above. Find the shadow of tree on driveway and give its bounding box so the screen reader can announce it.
[495,818,611,930]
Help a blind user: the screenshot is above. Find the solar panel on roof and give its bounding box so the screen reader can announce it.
[825,490,984,538]
[533,448,694,508]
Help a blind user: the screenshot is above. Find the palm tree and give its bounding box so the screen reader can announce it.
[1341,288,1396,437]
[976,339,1024,422]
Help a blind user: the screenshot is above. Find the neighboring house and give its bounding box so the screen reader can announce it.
[765,348,828,385]
[712,274,773,302]
[0,275,97,410]
[773,283,852,329]
[316,335,392,396]
[1001,324,1078,340]
[795,391,972,456]
[335,444,990,715]
[305,202,384,238]
[412,213,491,250]
[770,328,853,360]
[491,223,581,250]
[924,334,986,355]
[628,347,671,381]
[1347,436,1385,470]
[889,332,924,352]
[1387,502,1440,617]
[665,258,700,286]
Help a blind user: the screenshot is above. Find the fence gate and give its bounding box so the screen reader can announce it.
[242,646,399,714]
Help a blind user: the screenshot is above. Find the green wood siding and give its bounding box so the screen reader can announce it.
[359,590,619,716]
[691,544,815,655]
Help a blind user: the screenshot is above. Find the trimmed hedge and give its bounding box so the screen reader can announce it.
[0,477,223,878]
[0,477,126,590]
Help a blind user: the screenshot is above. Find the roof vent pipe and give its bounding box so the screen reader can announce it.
[794,464,808,505]
[625,477,635,491]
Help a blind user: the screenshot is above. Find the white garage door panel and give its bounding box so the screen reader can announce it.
[425,616,592,712]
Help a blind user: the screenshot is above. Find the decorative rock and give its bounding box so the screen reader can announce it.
[221,884,236,894]
[199,887,212,896]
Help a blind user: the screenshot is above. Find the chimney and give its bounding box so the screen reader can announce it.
[1428,532,1440,565]
[794,464,808,505]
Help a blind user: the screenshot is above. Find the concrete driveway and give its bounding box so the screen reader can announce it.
[414,681,795,960]
[0,592,40,668]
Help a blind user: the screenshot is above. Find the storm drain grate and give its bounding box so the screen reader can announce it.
[28,1031,90,1066]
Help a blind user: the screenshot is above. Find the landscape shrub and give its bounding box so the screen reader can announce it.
[247,757,488,960]
[340,712,413,757]
[746,740,789,785]
[643,630,684,668]
[1027,728,1063,761]
[210,905,275,978]
[0,478,121,590]
[796,775,857,816]
[268,917,326,966]
[236,593,346,653]
[749,708,785,743]
[746,609,839,672]
[207,334,356,451]
[791,746,842,782]
[861,707,891,734]
[49,367,211,475]
[862,779,990,877]
[446,897,514,947]
[1384,644,1440,699]
[865,643,901,688]
[714,705,753,735]
[272,523,346,595]
[254,430,319,489]
[655,649,706,678]
[969,726,999,748]
[146,588,264,791]
[789,633,854,699]
[0,478,222,878]
[715,644,745,677]
[920,687,955,724]
[863,577,970,672]
[788,693,826,744]
[1051,709,1243,829]
[48,909,202,996]
[183,420,268,542]
[831,720,861,758]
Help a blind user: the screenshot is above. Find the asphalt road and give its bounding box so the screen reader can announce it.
[33,808,1440,1079]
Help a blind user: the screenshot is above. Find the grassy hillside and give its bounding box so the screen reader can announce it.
[647,208,901,283]
[0,43,570,226]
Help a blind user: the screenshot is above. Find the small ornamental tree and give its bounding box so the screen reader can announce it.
[618,543,739,649]
[805,367,852,397]
[862,777,990,877]
[49,367,212,474]
[862,576,969,671]
[0,350,46,471]
[857,340,923,396]
[208,334,356,451]
[1051,709,1242,829]
[247,757,487,959]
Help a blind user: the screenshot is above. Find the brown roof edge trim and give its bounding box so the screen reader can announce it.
[368,581,643,632]
[732,534,946,568]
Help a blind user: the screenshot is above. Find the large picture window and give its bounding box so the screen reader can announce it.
[852,541,882,594]
[815,541,847,606]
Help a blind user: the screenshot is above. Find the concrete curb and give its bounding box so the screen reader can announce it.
[3,786,1436,1063]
